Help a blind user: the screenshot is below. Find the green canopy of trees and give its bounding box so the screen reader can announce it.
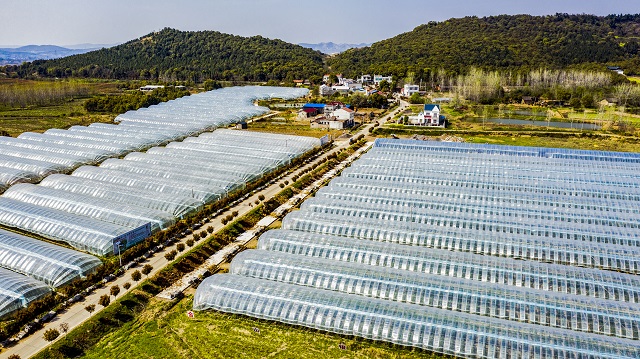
[328,14,640,78]
[6,28,324,82]
[84,86,189,113]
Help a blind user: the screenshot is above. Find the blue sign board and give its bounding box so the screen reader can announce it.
[112,222,152,254]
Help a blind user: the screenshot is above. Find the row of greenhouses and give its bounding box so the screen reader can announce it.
[0,229,100,318]
[195,140,640,358]
[0,86,308,193]
[0,130,320,256]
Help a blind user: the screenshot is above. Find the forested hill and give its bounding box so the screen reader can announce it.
[5,28,324,82]
[328,14,640,77]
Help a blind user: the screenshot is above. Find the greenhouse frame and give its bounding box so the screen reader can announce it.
[0,197,150,256]
[39,174,202,219]
[195,275,640,359]
[0,86,309,194]
[0,228,101,287]
[195,140,640,358]
[0,267,51,319]
[230,250,640,339]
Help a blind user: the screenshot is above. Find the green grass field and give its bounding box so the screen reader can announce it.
[80,294,443,359]
[0,99,115,136]
[247,119,344,138]
[465,134,640,151]
[0,79,121,136]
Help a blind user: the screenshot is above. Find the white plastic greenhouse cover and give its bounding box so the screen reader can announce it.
[0,197,149,256]
[0,267,51,319]
[3,183,174,232]
[0,128,318,256]
[196,140,640,357]
[257,229,640,304]
[194,275,640,359]
[230,250,640,339]
[0,86,308,193]
[0,228,101,287]
[39,174,202,219]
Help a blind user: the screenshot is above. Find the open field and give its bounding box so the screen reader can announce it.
[247,116,344,138]
[464,134,640,151]
[80,294,442,359]
[0,99,115,136]
[0,79,122,136]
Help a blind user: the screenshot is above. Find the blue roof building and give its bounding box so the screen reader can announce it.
[303,103,326,109]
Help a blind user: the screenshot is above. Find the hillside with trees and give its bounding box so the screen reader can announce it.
[328,14,640,78]
[3,28,324,83]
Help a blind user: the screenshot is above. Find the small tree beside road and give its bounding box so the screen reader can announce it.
[110,285,121,298]
[142,264,153,276]
[98,294,110,308]
[43,328,60,342]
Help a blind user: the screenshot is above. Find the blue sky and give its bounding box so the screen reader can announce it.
[1,0,638,46]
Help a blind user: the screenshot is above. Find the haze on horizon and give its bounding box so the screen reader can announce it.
[2,0,638,47]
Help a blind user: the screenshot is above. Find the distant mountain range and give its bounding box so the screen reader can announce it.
[0,44,112,65]
[298,42,371,54]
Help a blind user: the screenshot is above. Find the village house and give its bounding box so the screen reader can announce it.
[333,107,355,127]
[413,104,442,126]
[402,84,420,96]
[319,84,335,96]
[373,74,392,85]
[297,107,320,119]
[301,103,325,114]
[310,115,353,130]
[359,74,372,84]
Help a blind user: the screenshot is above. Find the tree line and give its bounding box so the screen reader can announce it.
[328,14,640,78]
[0,80,90,108]
[84,86,190,113]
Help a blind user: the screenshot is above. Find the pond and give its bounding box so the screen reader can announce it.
[485,118,601,130]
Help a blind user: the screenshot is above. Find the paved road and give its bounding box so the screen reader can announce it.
[1,102,406,359]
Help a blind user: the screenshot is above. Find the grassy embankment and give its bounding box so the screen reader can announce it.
[79,294,444,359]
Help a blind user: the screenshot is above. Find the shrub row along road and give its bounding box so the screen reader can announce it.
[2,101,406,359]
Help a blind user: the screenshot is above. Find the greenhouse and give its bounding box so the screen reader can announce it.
[0,128,318,256]
[0,153,68,180]
[17,132,136,157]
[3,183,174,232]
[122,152,266,182]
[40,174,202,219]
[281,211,640,274]
[0,267,51,319]
[0,86,309,194]
[230,250,640,339]
[143,147,277,175]
[194,275,640,359]
[70,166,229,204]
[0,143,87,169]
[0,228,101,287]
[0,136,113,165]
[258,230,640,304]
[196,140,640,357]
[98,159,245,192]
[0,197,150,256]
[0,167,38,193]
[114,86,308,139]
